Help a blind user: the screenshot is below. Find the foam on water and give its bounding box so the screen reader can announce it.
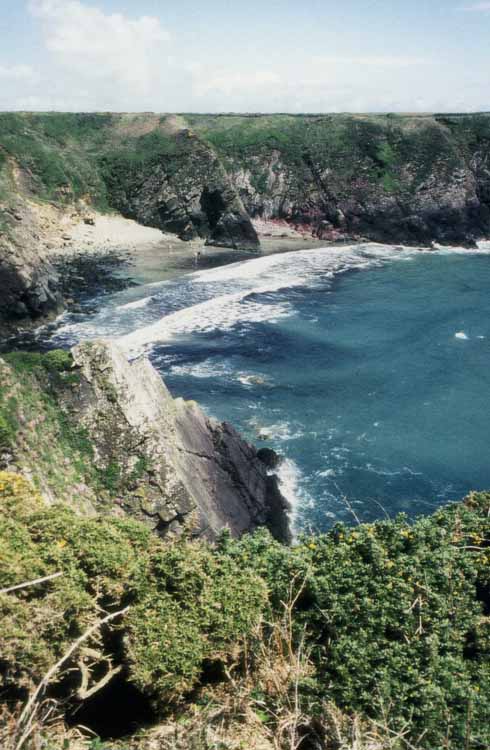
[120,289,293,354]
[275,458,308,535]
[169,359,234,379]
[48,241,490,354]
[119,243,422,356]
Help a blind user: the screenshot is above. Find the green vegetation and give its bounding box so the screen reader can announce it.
[0,414,14,449]
[0,351,102,502]
[98,130,185,206]
[188,113,462,198]
[0,111,485,216]
[0,471,266,704]
[0,113,111,205]
[2,465,490,749]
[0,113,196,212]
[0,351,162,507]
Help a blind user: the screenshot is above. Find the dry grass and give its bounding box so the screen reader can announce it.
[0,701,94,750]
[0,580,423,750]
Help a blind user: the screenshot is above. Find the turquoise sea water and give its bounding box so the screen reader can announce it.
[45,243,490,532]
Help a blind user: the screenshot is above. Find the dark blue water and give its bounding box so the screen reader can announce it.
[45,243,490,532]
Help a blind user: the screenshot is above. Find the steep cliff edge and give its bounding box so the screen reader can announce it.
[100,128,259,250]
[192,113,490,246]
[0,342,290,542]
[1,112,490,332]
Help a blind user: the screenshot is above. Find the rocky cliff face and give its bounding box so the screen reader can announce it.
[1,112,490,332]
[0,342,290,542]
[0,199,61,330]
[228,151,487,246]
[102,129,259,251]
[196,114,490,247]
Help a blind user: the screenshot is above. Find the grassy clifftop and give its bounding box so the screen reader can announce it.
[1,111,489,205]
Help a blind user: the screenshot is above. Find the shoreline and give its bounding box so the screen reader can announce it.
[7,207,489,347]
[2,214,326,348]
[52,211,329,288]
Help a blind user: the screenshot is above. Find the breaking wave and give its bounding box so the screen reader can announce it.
[119,243,422,356]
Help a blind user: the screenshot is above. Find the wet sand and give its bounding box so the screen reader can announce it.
[57,210,329,286]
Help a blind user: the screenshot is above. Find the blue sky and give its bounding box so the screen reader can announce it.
[0,0,489,112]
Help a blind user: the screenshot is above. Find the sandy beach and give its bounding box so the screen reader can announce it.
[43,211,326,285]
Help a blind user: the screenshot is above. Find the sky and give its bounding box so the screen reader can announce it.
[0,0,489,113]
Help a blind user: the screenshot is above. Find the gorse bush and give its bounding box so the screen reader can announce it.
[2,469,490,748]
[0,472,267,709]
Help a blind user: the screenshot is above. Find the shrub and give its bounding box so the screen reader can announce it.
[0,415,13,449]
[0,482,266,710]
[42,349,73,373]
[230,494,490,749]
[2,468,490,747]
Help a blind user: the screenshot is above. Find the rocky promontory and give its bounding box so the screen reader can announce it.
[101,128,259,251]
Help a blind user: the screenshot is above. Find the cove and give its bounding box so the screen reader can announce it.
[43,243,490,532]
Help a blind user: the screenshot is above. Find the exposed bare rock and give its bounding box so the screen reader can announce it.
[105,130,260,252]
[0,202,62,329]
[68,340,290,542]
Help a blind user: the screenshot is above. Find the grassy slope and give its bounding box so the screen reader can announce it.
[0,351,163,510]
[187,112,490,199]
[1,112,489,212]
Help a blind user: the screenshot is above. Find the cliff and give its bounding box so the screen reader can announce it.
[100,126,259,250]
[0,342,290,542]
[191,113,490,246]
[1,112,490,331]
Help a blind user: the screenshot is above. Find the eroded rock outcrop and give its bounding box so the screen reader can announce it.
[0,201,61,330]
[103,130,260,251]
[66,340,290,541]
[216,118,490,247]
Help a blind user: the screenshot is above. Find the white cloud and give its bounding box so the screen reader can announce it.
[0,65,39,82]
[29,0,171,93]
[0,0,486,113]
[195,70,281,97]
[187,54,440,114]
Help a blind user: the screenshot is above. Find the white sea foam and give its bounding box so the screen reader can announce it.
[364,462,423,478]
[276,458,307,535]
[256,421,304,442]
[116,295,155,311]
[169,360,233,379]
[236,372,270,387]
[120,290,292,354]
[119,243,422,356]
[438,241,490,255]
[55,240,490,355]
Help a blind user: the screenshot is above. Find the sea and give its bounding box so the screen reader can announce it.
[36,241,490,533]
